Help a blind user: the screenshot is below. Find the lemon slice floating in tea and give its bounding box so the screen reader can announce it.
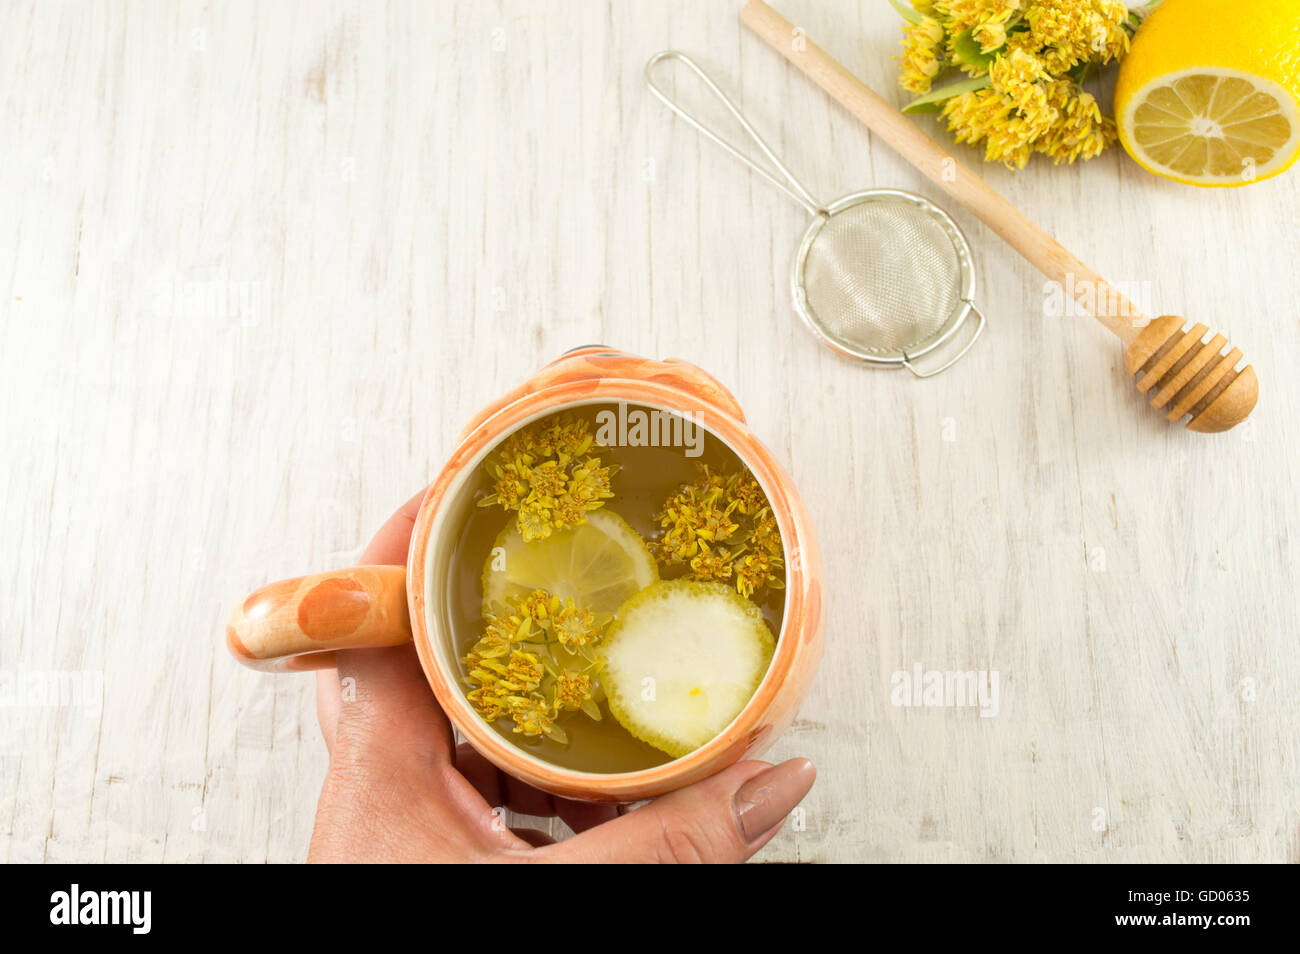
[481,508,658,618]
[600,580,775,759]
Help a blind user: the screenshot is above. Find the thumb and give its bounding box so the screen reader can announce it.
[535,758,815,864]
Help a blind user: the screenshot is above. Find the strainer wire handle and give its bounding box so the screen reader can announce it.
[645,51,822,216]
[902,304,986,378]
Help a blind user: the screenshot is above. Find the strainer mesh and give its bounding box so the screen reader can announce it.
[801,198,962,355]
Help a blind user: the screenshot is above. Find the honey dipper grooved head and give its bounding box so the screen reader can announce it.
[1124,316,1258,433]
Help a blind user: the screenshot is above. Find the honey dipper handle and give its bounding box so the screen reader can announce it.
[740,0,1145,345]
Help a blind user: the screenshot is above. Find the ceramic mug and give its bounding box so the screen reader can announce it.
[227,347,823,801]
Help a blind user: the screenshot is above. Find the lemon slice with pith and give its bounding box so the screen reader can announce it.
[600,580,775,759]
[1115,0,1300,187]
[481,508,657,618]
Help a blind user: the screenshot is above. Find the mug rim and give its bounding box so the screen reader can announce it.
[407,380,813,800]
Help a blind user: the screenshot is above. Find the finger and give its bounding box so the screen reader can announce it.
[360,486,429,565]
[502,772,563,819]
[500,775,619,833]
[332,642,455,768]
[455,742,502,806]
[454,742,556,817]
[555,798,620,835]
[315,667,341,756]
[331,486,453,765]
[454,743,619,833]
[509,828,557,848]
[533,758,816,864]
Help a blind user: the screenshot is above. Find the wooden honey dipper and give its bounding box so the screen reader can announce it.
[741,0,1258,432]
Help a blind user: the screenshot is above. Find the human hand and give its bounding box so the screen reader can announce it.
[309,488,816,863]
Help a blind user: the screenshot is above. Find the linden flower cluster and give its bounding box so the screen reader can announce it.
[655,466,785,600]
[477,415,617,542]
[896,0,1142,167]
[463,589,607,743]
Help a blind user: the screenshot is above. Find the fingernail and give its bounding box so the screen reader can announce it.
[733,757,816,843]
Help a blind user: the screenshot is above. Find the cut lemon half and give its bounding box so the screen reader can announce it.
[481,508,657,618]
[600,580,775,759]
[1115,0,1300,187]
[1119,69,1300,186]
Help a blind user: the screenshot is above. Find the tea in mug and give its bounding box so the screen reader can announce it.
[445,403,786,773]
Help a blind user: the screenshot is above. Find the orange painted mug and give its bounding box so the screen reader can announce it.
[227,348,823,801]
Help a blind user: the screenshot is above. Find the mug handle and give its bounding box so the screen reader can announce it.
[227,566,411,672]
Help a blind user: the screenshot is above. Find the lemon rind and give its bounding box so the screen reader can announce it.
[600,580,776,759]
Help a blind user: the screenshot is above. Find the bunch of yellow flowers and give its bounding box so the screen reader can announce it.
[476,414,617,542]
[895,0,1149,167]
[463,589,606,743]
[655,465,785,600]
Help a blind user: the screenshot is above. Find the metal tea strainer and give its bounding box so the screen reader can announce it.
[646,51,986,376]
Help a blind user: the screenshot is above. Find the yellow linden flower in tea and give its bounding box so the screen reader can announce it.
[464,627,510,669]
[569,459,615,503]
[515,499,555,542]
[477,414,618,541]
[728,477,767,517]
[751,508,783,559]
[654,466,785,600]
[734,560,767,601]
[507,695,556,738]
[554,422,595,459]
[517,589,552,623]
[480,614,514,644]
[467,686,507,722]
[552,492,588,527]
[464,654,506,691]
[527,459,568,497]
[688,540,736,584]
[488,462,529,511]
[552,598,600,649]
[735,550,786,600]
[462,589,612,742]
[553,670,594,711]
[504,650,544,694]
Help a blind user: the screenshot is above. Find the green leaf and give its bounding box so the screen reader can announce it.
[902,75,992,114]
[887,0,924,26]
[951,30,999,70]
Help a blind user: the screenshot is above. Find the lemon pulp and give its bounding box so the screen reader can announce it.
[1122,69,1299,185]
[600,580,775,759]
[480,508,657,618]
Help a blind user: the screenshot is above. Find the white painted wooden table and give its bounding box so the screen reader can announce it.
[3,0,1297,863]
